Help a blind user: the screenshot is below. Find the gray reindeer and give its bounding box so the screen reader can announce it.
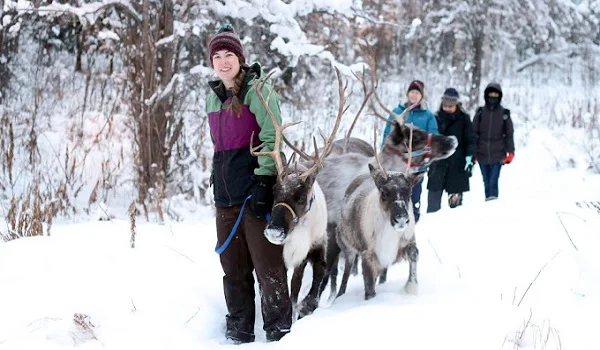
[286,118,456,302]
[333,145,423,299]
[315,117,457,298]
[249,69,346,319]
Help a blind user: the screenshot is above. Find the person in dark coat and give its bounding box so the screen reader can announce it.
[473,82,515,201]
[426,88,476,212]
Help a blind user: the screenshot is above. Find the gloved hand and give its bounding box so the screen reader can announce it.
[464,155,475,173]
[249,175,277,220]
[502,152,514,165]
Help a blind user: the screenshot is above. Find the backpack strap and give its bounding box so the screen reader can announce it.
[475,107,483,124]
[476,107,509,133]
[502,108,510,135]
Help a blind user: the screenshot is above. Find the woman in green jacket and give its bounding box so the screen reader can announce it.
[205,24,291,344]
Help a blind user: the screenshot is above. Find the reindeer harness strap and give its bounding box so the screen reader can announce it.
[272,193,315,223]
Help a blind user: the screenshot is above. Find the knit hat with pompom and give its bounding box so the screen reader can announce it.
[208,24,246,67]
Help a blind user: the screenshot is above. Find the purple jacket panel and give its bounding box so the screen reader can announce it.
[208,105,262,152]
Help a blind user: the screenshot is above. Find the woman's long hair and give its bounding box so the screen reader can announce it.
[228,63,249,117]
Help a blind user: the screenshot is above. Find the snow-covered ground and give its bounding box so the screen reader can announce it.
[1,136,600,350]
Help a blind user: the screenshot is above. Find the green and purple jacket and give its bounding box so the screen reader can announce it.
[206,63,281,207]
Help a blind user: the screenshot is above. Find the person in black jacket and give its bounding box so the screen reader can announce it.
[473,82,515,201]
[426,88,476,212]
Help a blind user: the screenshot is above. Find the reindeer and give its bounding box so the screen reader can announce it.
[316,123,457,300]
[324,137,374,157]
[294,121,458,297]
[249,68,347,319]
[284,62,459,300]
[332,128,423,300]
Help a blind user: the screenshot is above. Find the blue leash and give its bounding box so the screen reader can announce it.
[214,193,310,255]
[215,195,252,255]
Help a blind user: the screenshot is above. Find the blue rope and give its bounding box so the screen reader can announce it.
[215,193,314,254]
[215,194,252,255]
[406,148,426,156]
[294,194,315,223]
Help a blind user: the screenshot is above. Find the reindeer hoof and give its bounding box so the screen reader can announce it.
[404,282,418,295]
[365,292,376,300]
[297,309,312,320]
[298,300,318,319]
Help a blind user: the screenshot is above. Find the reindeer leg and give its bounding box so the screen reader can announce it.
[404,243,419,295]
[327,253,339,302]
[351,255,359,276]
[322,223,341,303]
[337,251,355,298]
[378,267,388,284]
[335,226,356,298]
[299,247,326,319]
[361,251,379,300]
[290,259,308,319]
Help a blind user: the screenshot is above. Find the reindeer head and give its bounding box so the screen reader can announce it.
[264,164,318,245]
[250,67,348,245]
[360,43,457,169]
[368,163,423,231]
[385,123,458,166]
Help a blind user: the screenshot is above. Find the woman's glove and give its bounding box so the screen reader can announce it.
[249,175,277,219]
[502,152,514,165]
[464,155,475,173]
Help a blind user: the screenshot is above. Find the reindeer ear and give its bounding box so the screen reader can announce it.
[408,172,425,187]
[368,163,377,175]
[389,123,406,145]
[302,172,317,187]
[368,163,385,186]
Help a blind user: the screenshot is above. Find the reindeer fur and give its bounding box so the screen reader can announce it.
[312,123,458,299]
[334,164,423,300]
[263,164,329,320]
[267,176,328,269]
[320,137,375,157]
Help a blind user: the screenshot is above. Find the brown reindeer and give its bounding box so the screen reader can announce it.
[249,68,347,319]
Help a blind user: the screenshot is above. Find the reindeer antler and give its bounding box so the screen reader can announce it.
[249,72,302,178]
[404,124,414,176]
[282,66,349,181]
[319,67,349,158]
[373,122,388,179]
[360,40,422,126]
[342,67,375,153]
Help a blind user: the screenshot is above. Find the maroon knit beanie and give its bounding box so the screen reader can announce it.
[208,24,246,67]
[407,80,424,95]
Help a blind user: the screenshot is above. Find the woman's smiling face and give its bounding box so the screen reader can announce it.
[407,90,422,105]
[212,50,241,88]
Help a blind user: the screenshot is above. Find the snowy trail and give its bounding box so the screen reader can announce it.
[1,158,600,350]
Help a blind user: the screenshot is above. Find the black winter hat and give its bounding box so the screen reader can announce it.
[442,87,460,104]
[484,82,503,96]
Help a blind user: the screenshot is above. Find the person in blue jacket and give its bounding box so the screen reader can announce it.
[381,79,438,223]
